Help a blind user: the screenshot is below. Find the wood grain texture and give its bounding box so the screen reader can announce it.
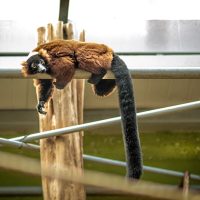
[37,22,85,200]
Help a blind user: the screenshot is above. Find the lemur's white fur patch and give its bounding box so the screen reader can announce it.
[27,49,50,62]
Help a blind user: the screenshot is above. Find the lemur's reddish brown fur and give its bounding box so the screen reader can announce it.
[22,40,113,88]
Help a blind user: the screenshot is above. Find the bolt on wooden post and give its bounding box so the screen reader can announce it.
[36,21,85,200]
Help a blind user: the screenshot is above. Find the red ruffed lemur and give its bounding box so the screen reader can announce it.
[21,39,142,179]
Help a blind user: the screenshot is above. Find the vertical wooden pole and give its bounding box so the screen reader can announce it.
[179,171,190,200]
[37,22,85,200]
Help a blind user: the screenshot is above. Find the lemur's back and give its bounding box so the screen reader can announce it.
[34,39,114,72]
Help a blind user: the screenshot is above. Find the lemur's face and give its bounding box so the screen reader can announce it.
[21,52,48,76]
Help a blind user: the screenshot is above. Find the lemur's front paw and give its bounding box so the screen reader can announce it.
[37,101,47,115]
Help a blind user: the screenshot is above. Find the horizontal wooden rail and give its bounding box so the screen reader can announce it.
[0,185,199,197]
[2,67,200,79]
[2,55,200,78]
[2,136,200,181]
[2,151,197,200]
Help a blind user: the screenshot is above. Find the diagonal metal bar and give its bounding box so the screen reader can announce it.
[0,138,37,149]
[0,138,39,150]
[0,138,200,181]
[9,100,200,143]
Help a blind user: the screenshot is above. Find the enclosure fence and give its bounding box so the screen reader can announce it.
[0,66,200,198]
[0,67,200,175]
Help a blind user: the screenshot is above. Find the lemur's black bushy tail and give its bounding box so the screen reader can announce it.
[92,54,142,179]
[112,54,142,179]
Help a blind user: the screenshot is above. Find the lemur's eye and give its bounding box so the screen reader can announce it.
[31,63,37,69]
[39,59,45,65]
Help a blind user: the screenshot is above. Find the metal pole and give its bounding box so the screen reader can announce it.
[9,100,200,142]
[0,186,42,196]
[59,0,70,23]
[0,138,38,150]
[128,66,200,79]
[2,67,200,79]
[0,185,199,197]
[0,138,200,181]
[83,155,200,181]
[0,138,39,150]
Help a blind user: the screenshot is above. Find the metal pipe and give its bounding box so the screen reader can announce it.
[0,138,39,150]
[59,0,70,23]
[2,67,200,79]
[137,100,200,118]
[83,155,200,181]
[0,138,200,181]
[0,186,131,196]
[9,100,200,143]
[0,185,199,197]
[0,186,42,196]
[0,52,28,56]
[0,186,132,196]
[128,67,200,79]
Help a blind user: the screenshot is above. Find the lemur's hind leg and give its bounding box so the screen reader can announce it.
[88,68,107,85]
[92,79,116,96]
[86,67,117,97]
[86,67,116,97]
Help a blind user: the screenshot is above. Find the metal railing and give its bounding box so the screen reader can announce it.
[6,100,200,142]
[0,66,200,182]
[1,137,200,181]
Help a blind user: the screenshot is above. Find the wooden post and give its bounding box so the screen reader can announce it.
[179,171,190,200]
[37,22,85,200]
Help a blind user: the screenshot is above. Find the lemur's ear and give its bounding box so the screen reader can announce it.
[21,61,28,76]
